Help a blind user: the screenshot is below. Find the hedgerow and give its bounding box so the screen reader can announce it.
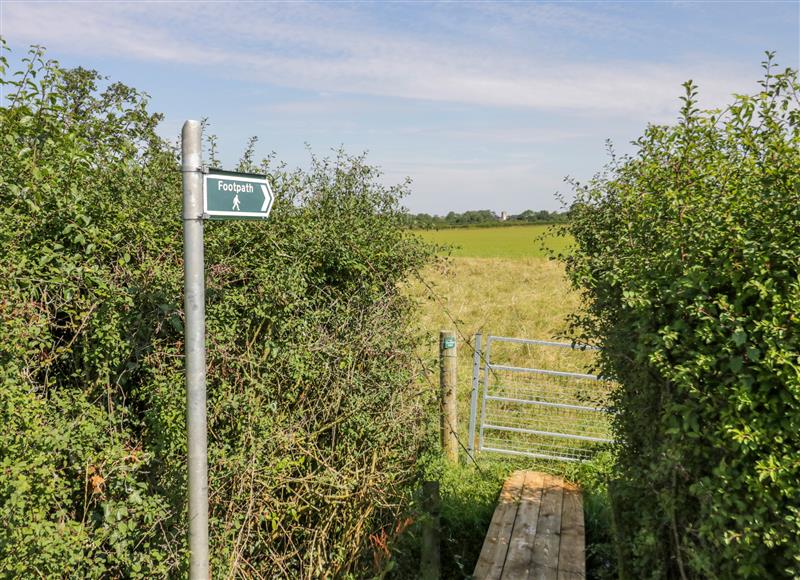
[563,53,800,578]
[0,43,433,577]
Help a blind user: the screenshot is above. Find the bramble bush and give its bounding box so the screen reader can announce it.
[563,53,800,578]
[0,42,433,577]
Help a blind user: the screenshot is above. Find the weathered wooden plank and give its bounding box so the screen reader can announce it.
[500,471,545,579]
[473,471,526,580]
[528,474,565,580]
[528,565,558,580]
[557,483,585,579]
[475,471,585,580]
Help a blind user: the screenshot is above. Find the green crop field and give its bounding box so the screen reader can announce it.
[414,224,572,258]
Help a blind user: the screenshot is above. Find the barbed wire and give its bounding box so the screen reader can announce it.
[410,265,501,477]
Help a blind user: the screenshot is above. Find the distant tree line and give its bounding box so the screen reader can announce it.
[403,208,568,229]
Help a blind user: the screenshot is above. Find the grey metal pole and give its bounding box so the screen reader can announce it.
[467,333,481,454]
[182,120,208,579]
[478,337,492,452]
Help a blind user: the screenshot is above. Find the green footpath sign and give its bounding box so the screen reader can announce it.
[203,168,274,220]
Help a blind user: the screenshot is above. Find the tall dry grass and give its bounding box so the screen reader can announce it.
[409,255,597,449]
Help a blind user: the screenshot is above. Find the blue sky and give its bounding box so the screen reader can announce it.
[2,1,799,214]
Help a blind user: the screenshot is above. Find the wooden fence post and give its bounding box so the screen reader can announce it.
[420,481,441,580]
[440,330,458,463]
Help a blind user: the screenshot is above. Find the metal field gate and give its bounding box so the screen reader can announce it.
[467,334,614,462]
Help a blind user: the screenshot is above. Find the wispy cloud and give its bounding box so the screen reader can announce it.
[3,1,755,119]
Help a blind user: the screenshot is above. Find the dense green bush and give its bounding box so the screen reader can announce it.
[563,53,800,578]
[0,43,432,577]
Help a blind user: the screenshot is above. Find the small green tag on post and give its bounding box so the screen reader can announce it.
[442,337,456,349]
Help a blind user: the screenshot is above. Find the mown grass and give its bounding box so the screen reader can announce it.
[415,224,573,259]
[397,239,616,579]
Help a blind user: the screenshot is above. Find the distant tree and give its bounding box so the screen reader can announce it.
[403,208,567,229]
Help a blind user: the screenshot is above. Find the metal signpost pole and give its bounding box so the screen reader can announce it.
[182,120,209,579]
[181,119,273,579]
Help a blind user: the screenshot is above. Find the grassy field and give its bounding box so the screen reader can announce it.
[410,256,589,385]
[409,254,602,475]
[414,224,573,258]
[400,228,615,579]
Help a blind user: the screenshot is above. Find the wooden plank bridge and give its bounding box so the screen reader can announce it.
[473,471,585,580]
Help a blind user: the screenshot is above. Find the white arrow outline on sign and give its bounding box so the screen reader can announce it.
[261,184,271,211]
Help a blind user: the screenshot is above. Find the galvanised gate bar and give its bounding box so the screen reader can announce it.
[468,334,614,462]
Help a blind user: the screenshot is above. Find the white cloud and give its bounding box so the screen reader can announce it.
[2,1,756,119]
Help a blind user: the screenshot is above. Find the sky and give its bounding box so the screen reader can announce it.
[2,1,799,214]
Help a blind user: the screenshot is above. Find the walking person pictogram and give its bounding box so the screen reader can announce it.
[232,194,241,211]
